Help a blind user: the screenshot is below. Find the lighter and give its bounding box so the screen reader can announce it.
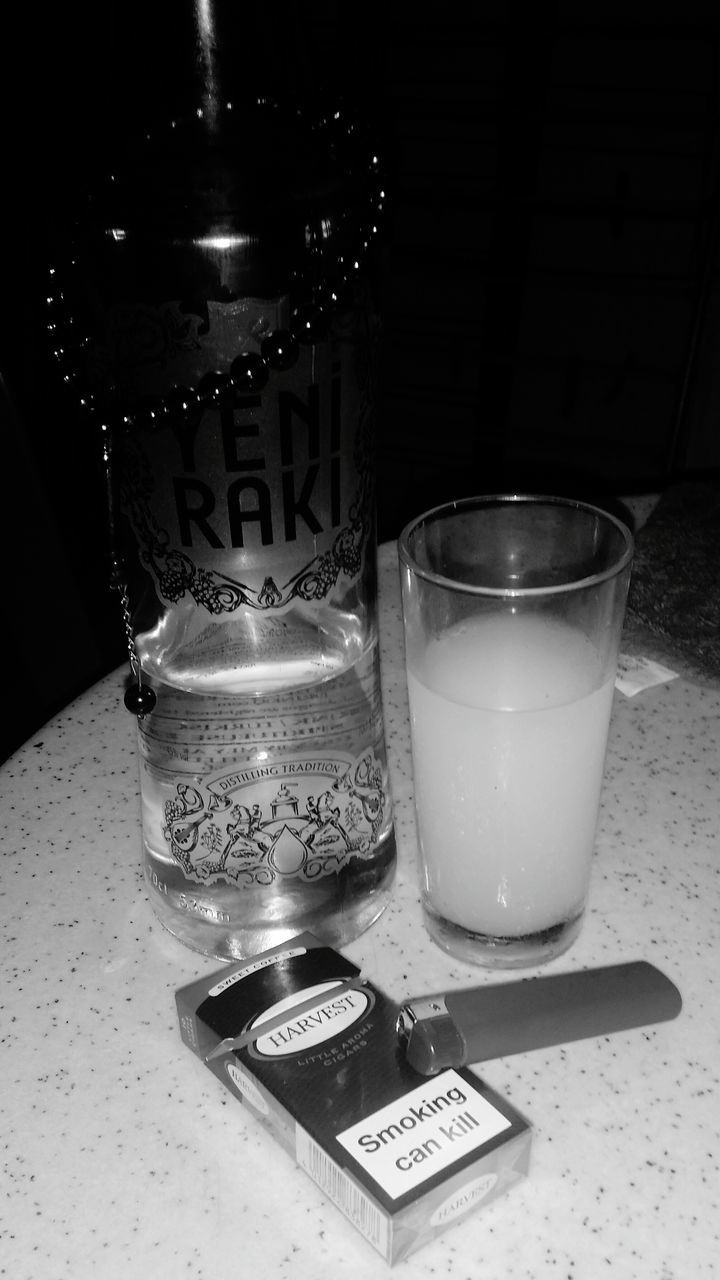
[397,961,682,1076]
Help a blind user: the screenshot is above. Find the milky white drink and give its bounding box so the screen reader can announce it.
[407,613,615,940]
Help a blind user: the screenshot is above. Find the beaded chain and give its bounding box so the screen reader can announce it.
[46,99,385,717]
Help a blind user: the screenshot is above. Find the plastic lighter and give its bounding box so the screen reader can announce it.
[396,961,682,1076]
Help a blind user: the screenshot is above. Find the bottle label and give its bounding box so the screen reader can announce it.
[116,302,375,620]
[159,749,389,886]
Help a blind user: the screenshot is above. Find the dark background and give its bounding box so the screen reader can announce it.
[4,2,720,762]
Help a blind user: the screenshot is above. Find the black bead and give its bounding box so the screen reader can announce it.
[133,396,166,432]
[290,304,329,344]
[165,384,196,421]
[230,351,269,393]
[330,280,356,313]
[196,370,234,406]
[261,329,299,371]
[124,683,157,716]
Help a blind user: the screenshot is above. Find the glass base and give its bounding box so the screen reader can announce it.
[423,903,584,969]
[152,882,394,961]
[146,830,397,962]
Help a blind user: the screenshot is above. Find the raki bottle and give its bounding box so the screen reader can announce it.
[51,7,396,958]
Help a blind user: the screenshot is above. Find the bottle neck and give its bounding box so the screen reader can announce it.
[103,3,381,148]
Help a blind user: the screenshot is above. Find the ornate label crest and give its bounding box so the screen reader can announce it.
[161,749,387,886]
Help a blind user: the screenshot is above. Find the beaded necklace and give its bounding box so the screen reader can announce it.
[46,98,385,715]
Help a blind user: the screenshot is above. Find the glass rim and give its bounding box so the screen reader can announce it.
[397,493,635,598]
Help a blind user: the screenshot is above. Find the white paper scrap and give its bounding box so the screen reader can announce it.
[615,653,679,697]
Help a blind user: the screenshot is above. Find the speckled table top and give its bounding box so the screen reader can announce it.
[623,483,720,692]
[1,541,718,1279]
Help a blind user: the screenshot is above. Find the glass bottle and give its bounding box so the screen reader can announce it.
[51,5,395,958]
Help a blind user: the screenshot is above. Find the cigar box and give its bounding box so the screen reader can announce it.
[176,933,531,1265]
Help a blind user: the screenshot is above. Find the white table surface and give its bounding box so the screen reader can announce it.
[2,541,719,1279]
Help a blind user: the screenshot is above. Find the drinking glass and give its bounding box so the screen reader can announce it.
[399,495,633,968]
